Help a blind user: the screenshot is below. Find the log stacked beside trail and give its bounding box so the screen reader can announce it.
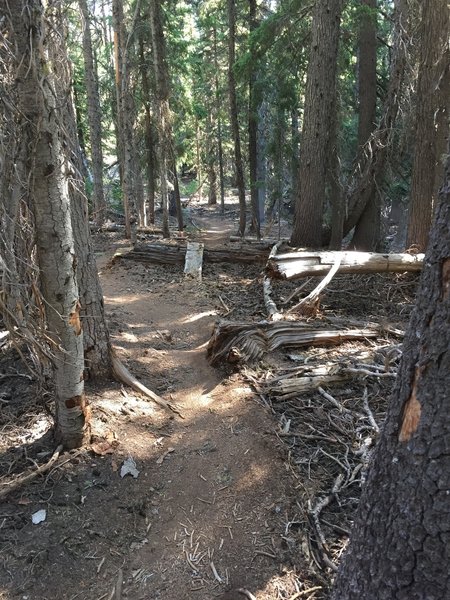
[114,242,272,265]
[267,250,424,280]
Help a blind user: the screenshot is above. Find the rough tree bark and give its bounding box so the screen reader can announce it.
[49,8,113,380]
[344,0,409,237]
[332,150,450,598]
[350,0,379,251]
[112,0,137,242]
[78,0,107,226]
[138,29,156,225]
[248,0,261,239]
[290,0,343,248]
[149,0,173,238]
[213,25,226,213]
[406,0,449,251]
[9,0,89,448]
[228,0,247,237]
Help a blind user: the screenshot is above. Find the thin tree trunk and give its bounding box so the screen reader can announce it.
[171,159,184,231]
[149,0,172,238]
[10,0,89,448]
[228,0,246,237]
[138,32,156,225]
[213,25,226,213]
[112,0,137,243]
[290,0,343,248]
[332,147,450,600]
[328,93,345,250]
[78,0,107,226]
[351,0,380,251]
[344,0,409,237]
[196,119,203,203]
[248,0,261,239]
[406,0,449,251]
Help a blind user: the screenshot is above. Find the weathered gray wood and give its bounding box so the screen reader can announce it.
[184,241,204,280]
[207,320,381,366]
[268,250,424,280]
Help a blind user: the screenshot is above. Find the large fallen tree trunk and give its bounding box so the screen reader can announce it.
[114,242,271,265]
[267,250,424,280]
[207,320,382,366]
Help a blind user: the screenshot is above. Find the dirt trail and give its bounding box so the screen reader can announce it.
[89,208,302,599]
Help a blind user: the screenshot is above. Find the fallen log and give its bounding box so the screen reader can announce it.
[267,250,424,280]
[114,242,270,265]
[207,320,381,366]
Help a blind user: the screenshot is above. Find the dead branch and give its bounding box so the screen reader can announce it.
[267,250,424,281]
[111,350,183,417]
[287,253,342,314]
[0,445,63,500]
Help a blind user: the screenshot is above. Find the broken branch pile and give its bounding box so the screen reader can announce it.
[115,242,271,265]
[207,320,382,366]
[248,347,398,399]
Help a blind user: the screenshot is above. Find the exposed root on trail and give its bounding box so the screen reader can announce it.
[111,349,183,418]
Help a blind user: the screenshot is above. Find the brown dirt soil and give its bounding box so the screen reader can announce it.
[0,204,313,600]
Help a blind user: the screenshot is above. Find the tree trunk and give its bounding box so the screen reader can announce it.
[112,0,137,243]
[228,0,246,237]
[78,0,107,226]
[49,10,114,381]
[248,0,261,239]
[332,149,450,598]
[10,1,89,449]
[328,91,345,250]
[149,0,172,239]
[138,31,156,225]
[344,0,409,237]
[350,0,379,251]
[213,25,226,213]
[290,0,343,248]
[406,0,449,251]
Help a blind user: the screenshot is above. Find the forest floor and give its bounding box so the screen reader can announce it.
[0,197,419,600]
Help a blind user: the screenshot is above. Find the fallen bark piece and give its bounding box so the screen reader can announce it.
[267,250,424,280]
[207,320,380,366]
[184,241,204,281]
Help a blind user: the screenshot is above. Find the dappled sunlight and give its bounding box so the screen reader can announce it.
[180,309,218,324]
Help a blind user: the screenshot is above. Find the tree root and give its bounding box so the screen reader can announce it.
[111,349,183,418]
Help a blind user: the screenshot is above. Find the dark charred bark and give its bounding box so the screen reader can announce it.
[332,149,450,599]
[406,0,449,251]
